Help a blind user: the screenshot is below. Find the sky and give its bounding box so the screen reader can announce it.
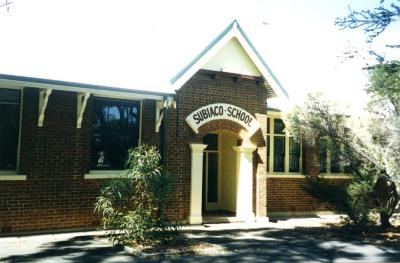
[0,0,399,113]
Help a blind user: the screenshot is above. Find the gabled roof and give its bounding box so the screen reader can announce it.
[170,20,289,98]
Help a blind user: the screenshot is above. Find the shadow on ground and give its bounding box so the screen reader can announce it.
[1,235,133,263]
[2,227,400,262]
[174,226,400,263]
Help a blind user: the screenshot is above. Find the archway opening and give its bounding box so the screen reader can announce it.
[202,131,240,220]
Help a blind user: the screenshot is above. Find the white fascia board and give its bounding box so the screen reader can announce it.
[0,79,166,101]
[171,24,287,100]
[233,30,287,99]
[171,30,236,90]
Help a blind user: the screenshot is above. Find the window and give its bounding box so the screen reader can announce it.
[203,134,219,204]
[91,98,140,170]
[0,88,21,171]
[319,138,350,174]
[267,115,302,174]
[289,137,301,172]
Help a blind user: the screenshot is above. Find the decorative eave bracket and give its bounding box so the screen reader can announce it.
[38,89,52,127]
[155,100,164,133]
[77,92,90,128]
[155,97,175,132]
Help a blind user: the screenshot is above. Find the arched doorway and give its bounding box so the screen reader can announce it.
[187,104,262,225]
[189,129,257,224]
[202,132,239,220]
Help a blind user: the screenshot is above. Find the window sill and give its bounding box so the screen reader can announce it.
[0,174,27,181]
[319,174,353,179]
[84,170,124,179]
[266,173,306,179]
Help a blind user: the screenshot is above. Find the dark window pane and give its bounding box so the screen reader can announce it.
[273,136,285,172]
[343,145,352,173]
[0,89,20,104]
[203,134,218,151]
[267,118,270,134]
[267,135,270,172]
[207,152,218,202]
[330,150,341,173]
[319,139,327,173]
[274,119,285,134]
[0,89,20,170]
[91,98,140,170]
[202,154,206,210]
[289,137,300,172]
[344,163,352,173]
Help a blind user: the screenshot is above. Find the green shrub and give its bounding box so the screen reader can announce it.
[346,180,376,226]
[304,175,376,228]
[95,145,181,246]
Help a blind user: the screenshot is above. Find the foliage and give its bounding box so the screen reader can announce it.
[346,170,377,226]
[286,93,400,227]
[335,1,400,63]
[335,0,400,45]
[304,174,376,227]
[95,145,181,246]
[367,61,400,114]
[366,61,400,226]
[366,61,400,179]
[286,93,363,179]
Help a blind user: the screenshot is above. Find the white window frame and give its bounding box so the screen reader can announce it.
[0,86,26,181]
[85,96,142,179]
[266,112,303,178]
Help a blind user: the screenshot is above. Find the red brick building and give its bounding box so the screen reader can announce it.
[0,21,350,233]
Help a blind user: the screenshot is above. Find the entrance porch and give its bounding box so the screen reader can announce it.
[189,132,257,224]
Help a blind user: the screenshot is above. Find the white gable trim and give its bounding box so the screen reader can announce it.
[202,38,262,76]
[171,28,236,91]
[170,20,288,99]
[233,28,288,99]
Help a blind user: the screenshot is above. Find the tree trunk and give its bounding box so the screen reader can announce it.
[380,211,392,228]
[375,174,399,228]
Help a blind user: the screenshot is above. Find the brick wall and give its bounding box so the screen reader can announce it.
[141,99,161,146]
[163,70,268,220]
[0,71,351,233]
[267,178,350,215]
[0,88,160,233]
[266,142,351,215]
[267,178,323,213]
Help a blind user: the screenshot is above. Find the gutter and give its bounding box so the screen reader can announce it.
[160,96,168,165]
[0,73,174,101]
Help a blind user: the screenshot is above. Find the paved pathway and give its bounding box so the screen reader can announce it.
[1,217,399,262]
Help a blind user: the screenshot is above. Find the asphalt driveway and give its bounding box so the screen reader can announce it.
[1,219,400,263]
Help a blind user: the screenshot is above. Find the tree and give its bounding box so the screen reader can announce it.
[334,1,400,228]
[366,61,400,227]
[286,93,399,227]
[335,1,400,47]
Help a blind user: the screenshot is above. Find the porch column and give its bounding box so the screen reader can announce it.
[189,143,207,224]
[234,145,257,221]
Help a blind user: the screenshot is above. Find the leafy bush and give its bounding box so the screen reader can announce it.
[346,180,375,226]
[304,177,375,227]
[286,93,396,228]
[95,145,181,246]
